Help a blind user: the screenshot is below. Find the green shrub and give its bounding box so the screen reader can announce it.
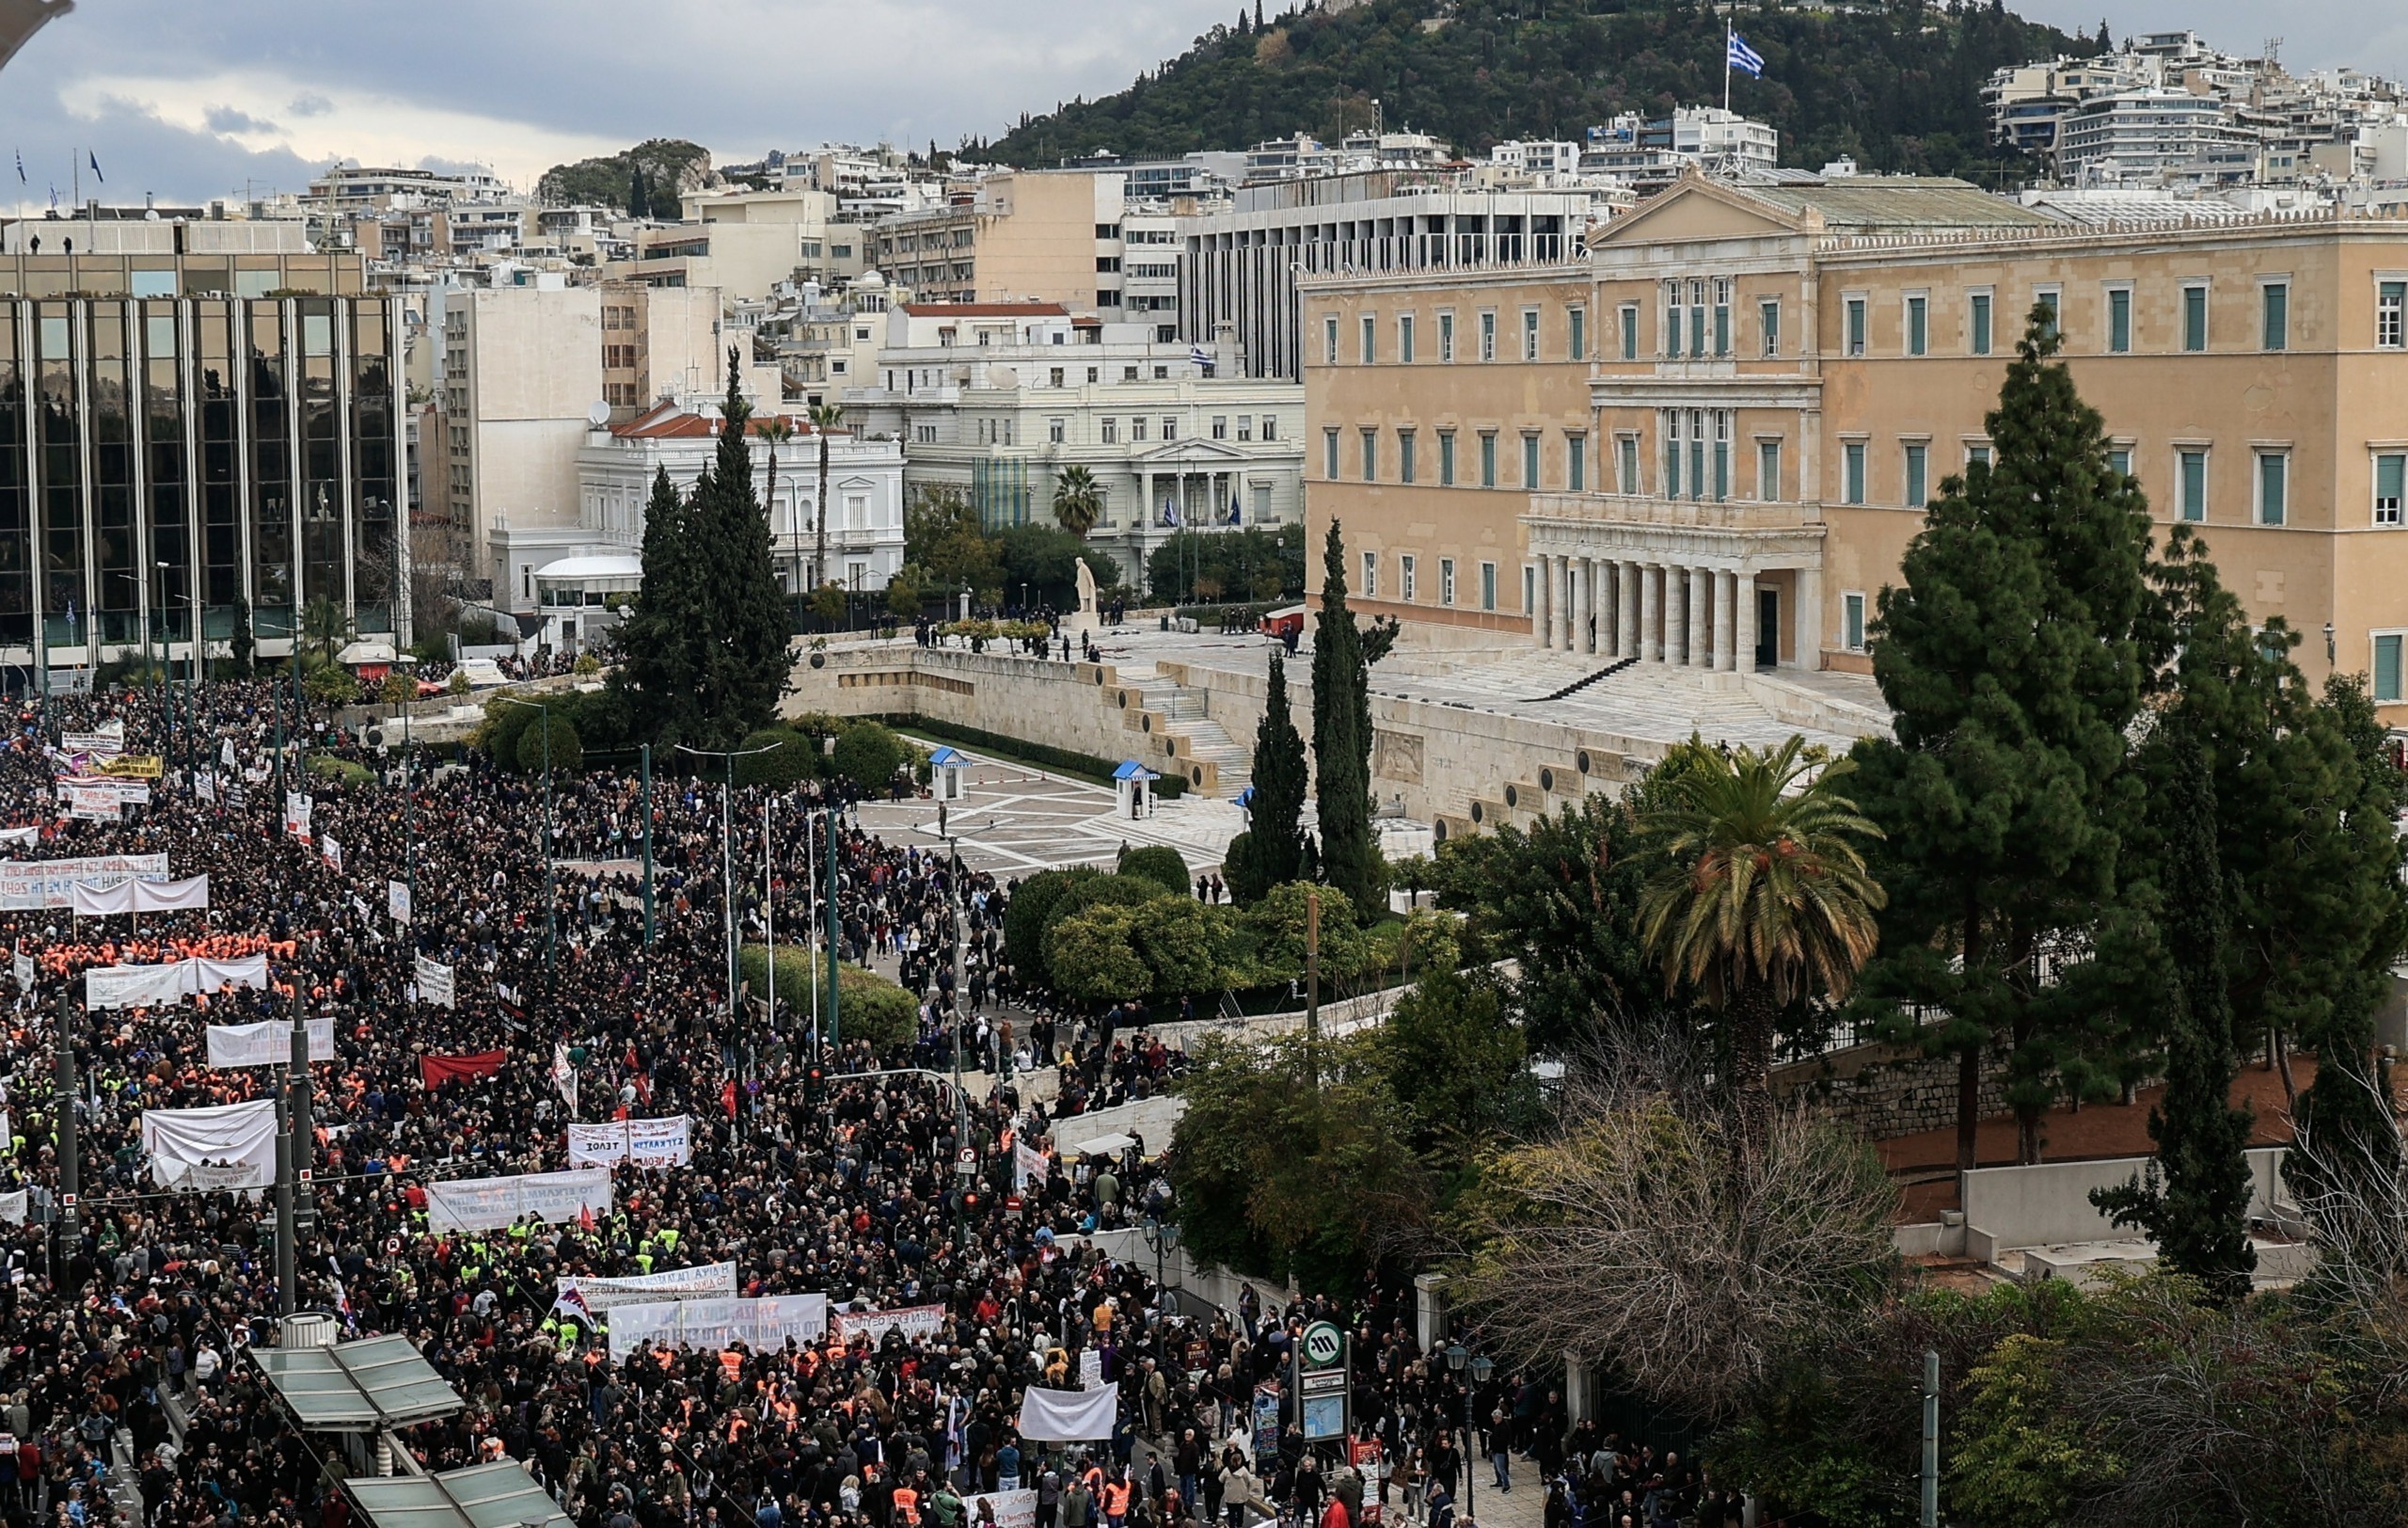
[305,753,373,788]
[305,664,359,707]
[1044,904,1153,1003]
[515,710,582,775]
[1005,867,1097,980]
[831,721,911,788]
[1117,845,1191,897]
[477,696,537,766]
[737,943,920,1053]
[735,726,818,788]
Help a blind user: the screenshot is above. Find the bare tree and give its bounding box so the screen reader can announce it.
[408,517,470,647]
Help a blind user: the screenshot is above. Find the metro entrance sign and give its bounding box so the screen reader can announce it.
[1302,1320,1343,1369]
[1293,1320,1350,1442]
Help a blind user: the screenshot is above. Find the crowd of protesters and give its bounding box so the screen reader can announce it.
[0,673,1724,1528]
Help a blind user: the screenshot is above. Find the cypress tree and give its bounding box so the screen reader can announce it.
[628,164,651,219]
[614,464,702,743]
[1849,309,2156,1168]
[1228,649,1307,903]
[1312,518,1391,911]
[2090,719,2256,1304]
[687,348,791,747]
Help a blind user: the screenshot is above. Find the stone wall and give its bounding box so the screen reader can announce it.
[1772,1036,2010,1142]
[784,642,1151,771]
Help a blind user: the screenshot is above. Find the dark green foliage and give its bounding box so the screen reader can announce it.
[538,137,709,211]
[627,164,651,219]
[1117,844,1192,897]
[904,488,1003,599]
[998,524,1122,608]
[1848,310,2157,1167]
[1310,519,1396,911]
[1226,650,1307,903]
[893,722,1185,797]
[1045,867,1168,941]
[991,2,2083,183]
[515,710,583,777]
[1145,524,1306,605]
[829,721,910,790]
[227,595,255,677]
[1004,867,1099,981]
[479,695,538,770]
[1376,967,1535,1156]
[2090,723,2255,1303]
[734,726,820,788]
[613,466,702,742]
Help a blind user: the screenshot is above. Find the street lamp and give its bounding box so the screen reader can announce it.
[1141,1186,1180,1357]
[1443,1341,1494,1497]
[494,695,558,982]
[392,656,420,929]
[676,740,781,1105]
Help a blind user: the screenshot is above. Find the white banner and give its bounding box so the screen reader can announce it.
[557,1262,738,1313]
[566,1116,692,1169]
[319,836,343,873]
[0,826,37,847]
[1016,1384,1118,1442]
[604,1293,829,1361]
[0,1188,24,1225]
[141,1097,277,1189]
[84,952,268,1009]
[220,737,237,770]
[831,1303,947,1345]
[205,1018,334,1069]
[67,785,119,822]
[415,954,455,1010]
[70,874,210,916]
[962,1492,1038,1528]
[9,950,29,991]
[56,776,150,805]
[1015,1139,1049,1190]
[0,854,169,911]
[284,792,312,844]
[424,1167,612,1234]
[388,880,411,924]
[62,727,123,757]
[195,771,217,804]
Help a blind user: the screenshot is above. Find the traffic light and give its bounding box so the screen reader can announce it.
[806,1066,824,1104]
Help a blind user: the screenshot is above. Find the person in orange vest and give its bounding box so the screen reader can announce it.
[894,1484,922,1527]
[1101,1473,1133,1528]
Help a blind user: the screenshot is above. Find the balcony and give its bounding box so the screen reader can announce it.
[1528,492,1820,533]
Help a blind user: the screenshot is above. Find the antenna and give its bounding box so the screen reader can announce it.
[2262,36,2283,69]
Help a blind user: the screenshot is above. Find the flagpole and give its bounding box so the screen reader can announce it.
[1724,24,1733,113]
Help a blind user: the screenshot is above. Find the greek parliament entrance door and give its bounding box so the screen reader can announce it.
[1755,586,1780,670]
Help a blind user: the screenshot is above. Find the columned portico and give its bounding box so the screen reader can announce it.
[1688,567,1712,670]
[1617,562,1639,659]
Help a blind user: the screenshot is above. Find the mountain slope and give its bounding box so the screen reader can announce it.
[990,0,2098,180]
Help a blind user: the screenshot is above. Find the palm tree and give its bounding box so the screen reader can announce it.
[1637,736,1886,1179]
[300,595,352,666]
[1052,465,1104,539]
[807,403,847,589]
[756,416,798,586]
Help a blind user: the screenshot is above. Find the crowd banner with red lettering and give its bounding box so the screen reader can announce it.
[70,873,210,916]
[960,1492,1038,1528]
[414,954,455,1010]
[1016,1384,1117,1442]
[604,1293,829,1361]
[832,1304,948,1345]
[284,792,312,844]
[0,853,170,911]
[66,784,119,821]
[424,1167,611,1234]
[205,1018,334,1069]
[556,1262,737,1313]
[84,952,269,1010]
[319,836,343,874]
[420,1050,506,1089]
[566,1116,693,1169]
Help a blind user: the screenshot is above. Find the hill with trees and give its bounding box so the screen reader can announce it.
[989,0,2101,181]
[537,137,714,212]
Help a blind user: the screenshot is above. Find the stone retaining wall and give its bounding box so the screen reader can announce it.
[1773,1036,2011,1141]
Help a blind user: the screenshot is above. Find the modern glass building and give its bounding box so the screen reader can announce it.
[0,247,404,684]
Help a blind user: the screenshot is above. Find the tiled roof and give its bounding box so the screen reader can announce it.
[896,301,1069,317]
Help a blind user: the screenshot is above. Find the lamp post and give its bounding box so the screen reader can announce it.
[494,696,558,983]
[676,740,780,1097]
[1443,1341,1494,1502]
[393,656,419,928]
[1141,1185,1180,1357]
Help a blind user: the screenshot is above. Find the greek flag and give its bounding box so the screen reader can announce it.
[1727,29,1765,78]
[1187,344,1214,373]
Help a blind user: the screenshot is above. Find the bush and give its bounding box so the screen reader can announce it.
[1005,867,1097,979]
[477,696,538,767]
[1239,881,1371,985]
[1117,844,1192,897]
[447,670,471,694]
[305,664,359,707]
[737,943,920,1053]
[305,752,373,788]
[734,726,819,788]
[830,721,911,789]
[572,651,602,676]
[1044,904,1154,1003]
[379,671,418,708]
[1044,868,1168,946]
[515,710,582,775]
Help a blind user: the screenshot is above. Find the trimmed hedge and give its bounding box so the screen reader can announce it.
[886,719,1186,798]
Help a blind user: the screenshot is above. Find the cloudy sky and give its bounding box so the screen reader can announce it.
[1,0,2403,207]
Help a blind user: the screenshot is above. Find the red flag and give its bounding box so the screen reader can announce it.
[578,1202,596,1233]
[722,1078,737,1119]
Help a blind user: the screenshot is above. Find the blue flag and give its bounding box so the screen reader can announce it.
[12,151,21,184]
[1727,29,1765,78]
[87,150,102,183]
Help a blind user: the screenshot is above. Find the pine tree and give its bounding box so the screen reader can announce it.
[2090,719,2256,1304]
[685,349,791,748]
[614,465,702,742]
[1228,650,1307,902]
[1849,309,2157,1168]
[1311,519,1392,911]
[627,165,650,219]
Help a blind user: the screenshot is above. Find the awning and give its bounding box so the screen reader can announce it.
[251,1333,464,1431]
[1070,1132,1136,1156]
[346,1462,576,1528]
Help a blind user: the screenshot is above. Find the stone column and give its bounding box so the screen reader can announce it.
[1535,552,1554,648]
[1619,561,1640,659]
[1578,558,1598,654]
[1595,559,1616,657]
[1664,565,1687,666]
[1689,567,1713,669]
[1639,564,1661,661]
[1715,569,1737,672]
[1794,565,1823,672]
[1137,470,1150,533]
[1734,570,1758,673]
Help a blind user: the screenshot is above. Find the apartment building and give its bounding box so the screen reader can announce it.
[867,171,1137,314]
[1306,170,2408,720]
[0,247,404,675]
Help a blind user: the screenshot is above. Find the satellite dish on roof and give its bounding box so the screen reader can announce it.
[586,401,611,426]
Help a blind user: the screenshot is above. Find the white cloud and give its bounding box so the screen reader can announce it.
[59,70,624,192]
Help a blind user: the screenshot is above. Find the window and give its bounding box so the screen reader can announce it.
[2257,450,2289,526]
[1566,432,1586,492]
[1399,429,1418,485]
[2378,453,2406,527]
[1689,279,1707,357]
[1712,412,1730,501]
[1439,311,1456,362]
[1440,558,1456,606]
[1970,291,1993,356]
[2380,633,2405,703]
[1361,551,1377,598]
[2382,281,2406,348]
[1163,416,1180,440]
[1399,314,1416,364]
[1844,441,1867,505]
[1523,565,1535,615]
[1360,314,1376,364]
[2261,281,2289,351]
[1237,415,1253,442]
[2178,448,2208,521]
[1122,366,1139,381]
[1101,418,1118,444]
[1619,435,1640,495]
[1522,308,1540,361]
[1323,314,1339,364]
[1663,411,1683,499]
[1260,415,1278,440]
[1760,298,1781,358]
[1663,280,1682,358]
[1049,366,1066,387]
[1481,562,1497,612]
[1845,296,1867,357]
[2183,285,2209,352]
[1688,408,1705,501]
[1568,307,1587,360]
[1843,592,1867,652]
[1360,427,1377,483]
[1758,438,1782,501]
[1713,279,1732,357]
[1048,418,1065,444]
[1131,416,1149,442]
[2108,287,2131,353]
[1212,415,1228,440]
[1323,428,1340,480]
[1906,294,1928,357]
[1480,432,1497,488]
[1479,310,1497,361]
[2107,445,2129,479]
[1619,304,1639,360]
[1401,554,1418,603]
[1522,433,1541,488]
[1439,431,1457,486]
[1904,442,1928,508]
